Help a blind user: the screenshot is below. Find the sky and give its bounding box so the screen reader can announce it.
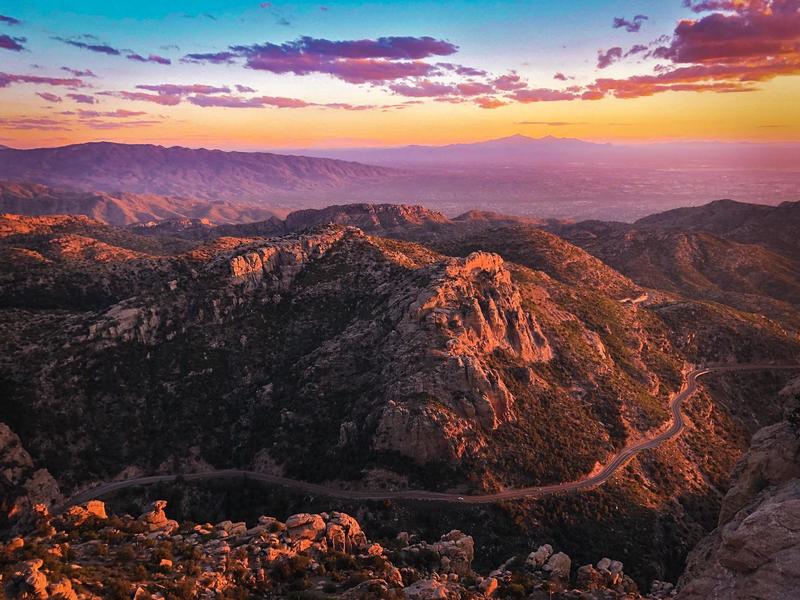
[1,0,799,149]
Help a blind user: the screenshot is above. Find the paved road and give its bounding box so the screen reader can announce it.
[64,364,799,508]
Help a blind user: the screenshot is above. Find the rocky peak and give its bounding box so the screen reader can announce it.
[284,202,449,233]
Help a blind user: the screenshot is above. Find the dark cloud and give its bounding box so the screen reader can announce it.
[597,47,623,68]
[613,15,648,33]
[0,34,26,51]
[126,53,171,65]
[235,84,256,92]
[57,36,173,65]
[231,36,457,83]
[56,37,121,55]
[61,67,97,78]
[0,15,21,26]
[181,51,238,64]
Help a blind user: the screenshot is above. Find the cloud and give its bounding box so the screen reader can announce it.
[57,36,173,65]
[388,80,457,97]
[0,34,25,51]
[61,67,97,78]
[0,72,86,88]
[655,1,800,65]
[0,15,21,26]
[188,94,309,108]
[456,81,494,96]
[36,92,62,103]
[625,44,649,57]
[100,91,182,105]
[186,93,381,110]
[509,88,580,102]
[613,15,648,33]
[492,72,527,91]
[597,47,624,68]
[232,36,457,83]
[474,97,507,109]
[76,109,147,118]
[0,117,71,131]
[517,121,588,126]
[56,37,121,55]
[235,84,256,93]
[553,72,570,81]
[136,84,231,95]
[436,62,488,77]
[82,119,163,129]
[181,51,239,64]
[126,53,171,65]
[66,93,97,104]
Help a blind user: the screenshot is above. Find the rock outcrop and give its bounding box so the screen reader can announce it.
[0,499,659,599]
[0,423,62,528]
[678,418,800,599]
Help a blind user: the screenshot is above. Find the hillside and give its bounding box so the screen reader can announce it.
[1,213,798,586]
[0,181,284,226]
[549,202,800,328]
[635,199,800,260]
[0,143,398,203]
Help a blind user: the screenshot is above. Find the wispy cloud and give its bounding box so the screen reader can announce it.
[613,15,648,33]
[36,92,62,103]
[0,15,22,26]
[0,34,26,52]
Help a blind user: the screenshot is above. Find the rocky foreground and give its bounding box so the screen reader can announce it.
[2,499,672,600]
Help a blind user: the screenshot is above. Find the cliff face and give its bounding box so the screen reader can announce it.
[678,379,800,600]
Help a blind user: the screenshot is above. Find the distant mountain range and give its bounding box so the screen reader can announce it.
[292,134,800,169]
[0,142,397,204]
[0,181,285,225]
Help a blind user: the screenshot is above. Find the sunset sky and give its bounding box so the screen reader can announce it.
[1,0,799,149]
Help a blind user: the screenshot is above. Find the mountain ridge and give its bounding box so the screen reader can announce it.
[0,142,398,204]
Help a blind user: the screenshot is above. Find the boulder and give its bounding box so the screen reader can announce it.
[526,544,553,570]
[543,552,571,581]
[285,513,326,542]
[138,499,178,533]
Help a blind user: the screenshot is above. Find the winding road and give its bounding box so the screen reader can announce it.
[64,364,800,508]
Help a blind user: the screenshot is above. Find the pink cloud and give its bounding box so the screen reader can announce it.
[474,97,507,109]
[0,72,86,88]
[36,92,62,103]
[455,81,494,96]
[136,84,231,95]
[510,88,579,102]
[388,80,457,97]
[66,93,97,104]
[492,73,527,91]
[104,91,182,105]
